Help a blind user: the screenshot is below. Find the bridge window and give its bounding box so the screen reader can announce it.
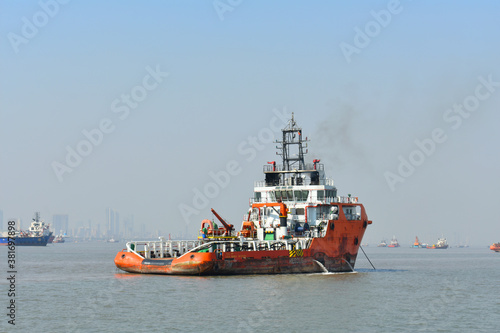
[342,206,361,220]
[294,190,308,202]
[325,189,336,199]
[317,190,324,200]
[274,190,284,200]
[275,190,293,201]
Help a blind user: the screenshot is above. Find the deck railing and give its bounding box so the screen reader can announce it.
[126,240,202,259]
[126,238,312,259]
[254,177,334,188]
[335,196,359,204]
[263,163,324,172]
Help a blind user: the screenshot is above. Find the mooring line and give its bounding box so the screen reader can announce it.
[360,245,376,270]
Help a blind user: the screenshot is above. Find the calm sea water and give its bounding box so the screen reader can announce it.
[1,242,499,332]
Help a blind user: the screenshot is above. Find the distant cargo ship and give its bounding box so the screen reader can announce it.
[0,212,53,246]
[377,240,387,247]
[115,115,373,275]
[387,236,400,248]
[427,237,448,249]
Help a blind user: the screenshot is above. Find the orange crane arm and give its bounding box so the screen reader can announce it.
[251,202,287,217]
[211,208,234,233]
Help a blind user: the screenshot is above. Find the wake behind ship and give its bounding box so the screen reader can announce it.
[115,115,372,275]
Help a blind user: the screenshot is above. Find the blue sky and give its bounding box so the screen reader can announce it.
[1,0,499,246]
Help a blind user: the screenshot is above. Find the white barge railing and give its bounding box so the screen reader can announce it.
[126,238,313,259]
[126,240,203,259]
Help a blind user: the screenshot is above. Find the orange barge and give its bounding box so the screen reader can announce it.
[115,114,372,275]
[490,243,500,252]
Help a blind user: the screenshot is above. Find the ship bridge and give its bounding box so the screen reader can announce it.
[252,113,337,205]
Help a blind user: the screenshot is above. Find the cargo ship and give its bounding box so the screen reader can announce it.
[115,115,372,275]
[0,212,53,246]
[427,237,448,249]
[387,236,400,248]
[377,240,387,247]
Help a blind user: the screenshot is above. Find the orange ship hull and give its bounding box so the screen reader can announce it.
[114,215,369,275]
[490,243,500,252]
[115,249,357,275]
[115,251,357,275]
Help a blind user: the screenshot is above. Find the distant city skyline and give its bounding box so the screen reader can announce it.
[0,208,166,240]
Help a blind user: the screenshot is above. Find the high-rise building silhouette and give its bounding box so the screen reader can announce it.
[106,208,120,238]
[52,214,69,235]
[122,214,134,238]
[115,212,120,237]
[106,207,114,237]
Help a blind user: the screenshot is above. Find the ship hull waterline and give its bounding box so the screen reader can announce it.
[114,250,359,275]
[0,235,51,246]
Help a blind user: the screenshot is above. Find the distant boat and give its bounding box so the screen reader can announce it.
[427,237,448,249]
[388,236,400,248]
[0,212,53,246]
[378,240,387,247]
[412,236,422,248]
[490,243,500,252]
[107,238,118,243]
[53,235,65,243]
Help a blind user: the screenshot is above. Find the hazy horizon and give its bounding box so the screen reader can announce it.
[1,1,499,247]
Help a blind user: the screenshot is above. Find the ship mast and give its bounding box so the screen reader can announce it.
[264,114,325,188]
[275,112,308,172]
